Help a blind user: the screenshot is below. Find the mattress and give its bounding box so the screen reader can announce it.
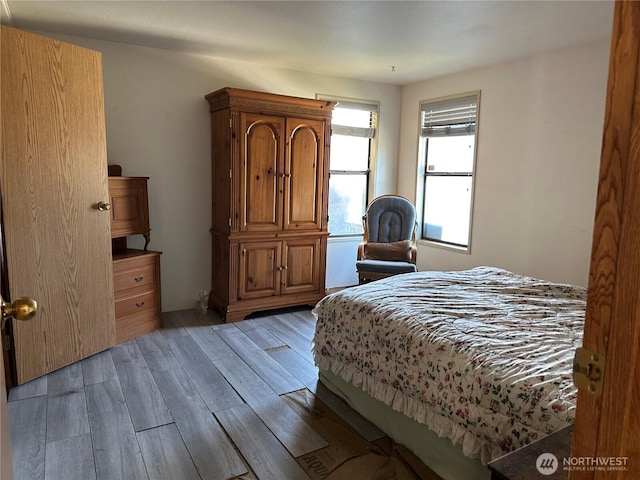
[312,266,586,464]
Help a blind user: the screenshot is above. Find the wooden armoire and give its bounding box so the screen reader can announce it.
[205,88,335,322]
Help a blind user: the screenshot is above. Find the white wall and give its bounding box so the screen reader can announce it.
[398,40,610,287]
[28,29,609,306]
[37,31,401,311]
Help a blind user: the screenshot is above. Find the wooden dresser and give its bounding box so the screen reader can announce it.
[108,173,162,343]
[205,88,335,322]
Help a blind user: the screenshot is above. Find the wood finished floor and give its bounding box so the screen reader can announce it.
[7,307,424,480]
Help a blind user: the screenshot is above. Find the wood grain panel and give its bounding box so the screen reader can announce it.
[45,363,90,443]
[85,380,148,480]
[571,2,640,478]
[183,324,236,362]
[7,376,47,402]
[238,323,287,350]
[113,262,155,293]
[214,351,328,457]
[262,314,316,362]
[216,327,304,394]
[163,334,244,412]
[7,396,46,480]
[107,177,150,239]
[291,308,318,328]
[215,404,310,480]
[115,291,156,318]
[80,350,118,386]
[116,316,163,345]
[238,241,281,299]
[153,367,248,479]
[136,330,179,372]
[45,433,96,480]
[240,114,284,232]
[110,342,173,432]
[210,109,233,234]
[269,347,319,386]
[284,118,325,231]
[282,237,321,295]
[1,26,115,383]
[136,424,200,480]
[275,310,317,340]
[163,309,236,362]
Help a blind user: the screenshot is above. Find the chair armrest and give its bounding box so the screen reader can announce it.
[357,242,366,260]
[410,244,417,264]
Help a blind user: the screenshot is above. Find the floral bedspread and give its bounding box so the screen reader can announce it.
[312,266,586,464]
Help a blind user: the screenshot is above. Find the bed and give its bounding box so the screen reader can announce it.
[312,266,586,479]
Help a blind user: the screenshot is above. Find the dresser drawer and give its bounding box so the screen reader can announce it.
[112,249,162,343]
[113,262,155,293]
[115,290,156,319]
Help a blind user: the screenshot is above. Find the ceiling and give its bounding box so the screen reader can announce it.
[2,0,615,85]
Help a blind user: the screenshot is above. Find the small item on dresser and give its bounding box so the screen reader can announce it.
[108,164,122,176]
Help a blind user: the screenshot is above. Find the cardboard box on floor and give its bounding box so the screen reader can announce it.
[283,390,421,480]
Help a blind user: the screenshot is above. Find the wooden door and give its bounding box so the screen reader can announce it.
[0,26,115,383]
[281,237,321,295]
[283,118,325,231]
[570,1,640,478]
[238,241,282,300]
[240,113,285,232]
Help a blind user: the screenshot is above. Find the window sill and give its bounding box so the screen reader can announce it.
[417,239,470,254]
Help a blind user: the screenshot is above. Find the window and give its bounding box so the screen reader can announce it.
[325,101,377,237]
[418,92,479,251]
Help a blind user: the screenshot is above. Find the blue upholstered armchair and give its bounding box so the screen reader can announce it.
[356,195,418,284]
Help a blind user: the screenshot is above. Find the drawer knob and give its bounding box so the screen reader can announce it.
[134,276,144,283]
[135,301,145,308]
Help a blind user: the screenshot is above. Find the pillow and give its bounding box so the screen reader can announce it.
[364,240,413,262]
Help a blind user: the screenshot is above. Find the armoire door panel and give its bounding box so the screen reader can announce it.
[282,237,321,295]
[240,113,284,232]
[238,241,281,300]
[1,26,115,383]
[284,118,325,231]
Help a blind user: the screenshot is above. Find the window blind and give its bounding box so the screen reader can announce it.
[333,102,378,138]
[420,94,477,137]
[317,96,378,139]
[332,125,376,138]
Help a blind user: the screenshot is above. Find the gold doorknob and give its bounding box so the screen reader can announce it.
[97,201,111,211]
[1,296,37,328]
